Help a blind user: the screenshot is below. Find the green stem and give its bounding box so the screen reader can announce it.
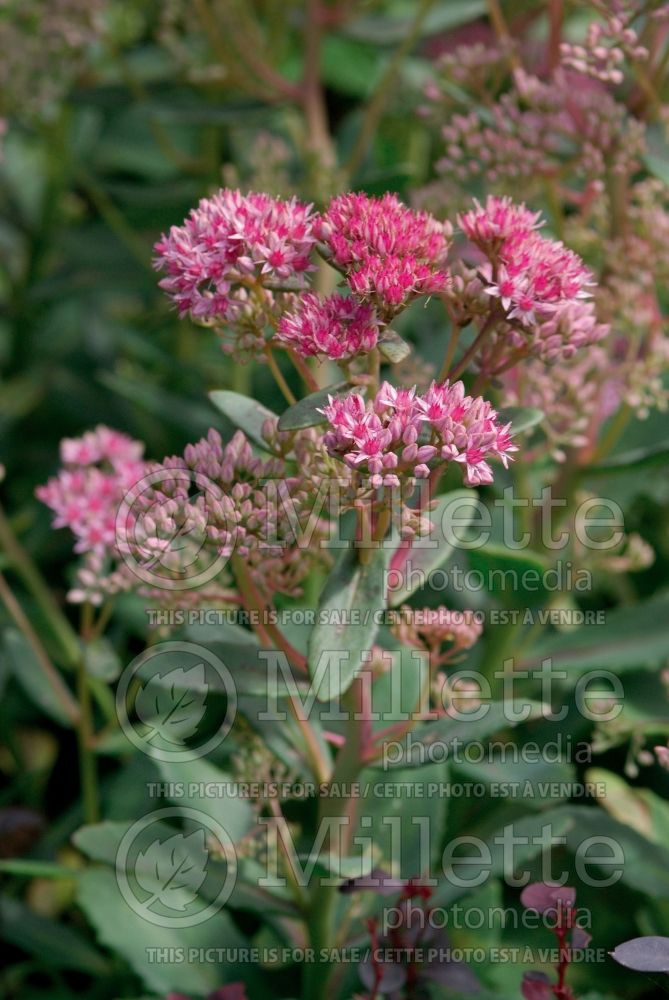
[265,346,297,405]
[303,677,368,999]
[77,604,100,824]
[344,0,436,179]
[230,556,330,785]
[0,504,81,669]
[438,322,461,382]
[0,572,80,726]
[448,311,499,381]
[591,403,632,463]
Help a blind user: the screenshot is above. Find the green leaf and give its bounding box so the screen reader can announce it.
[381,700,548,769]
[590,439,669,474]
[308,543,389,701]
[433,806,578,906]
[134,662,207,744]
[497,406,544,435]
[84,637,122,682]
[388,489,478,606]
[452,756,576,810]
[561,807,669,899]
[520,593,669,679]
[354,762,447,875]
[644,152,669,185]
[100,372,217,436]
[0,859,75,878]
[208,390,278,449]
[3,628,79,728]
[155,758,254,843]
[133,635,310,698]
[277,381,350,431]
[467,543,548,607]
[586,768,669,846]
[321,36,384,97]
[0,895,109,974]
[378,329,412,364]
[76,868,251,995]
[344,1,487,44]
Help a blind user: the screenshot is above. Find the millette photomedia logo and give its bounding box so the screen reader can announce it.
[116,641,237,761]
[115,806,237,928]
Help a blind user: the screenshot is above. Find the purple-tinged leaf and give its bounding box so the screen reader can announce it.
[572,926,592,949]
[521,971,553,1000]
[359,956,407,991]
[424,958,480,992]
[520,883,576,913]
[610,936,669,973]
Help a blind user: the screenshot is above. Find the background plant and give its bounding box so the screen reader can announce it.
[1,3,669,1000]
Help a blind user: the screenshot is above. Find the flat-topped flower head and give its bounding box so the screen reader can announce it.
[458,195,543,247]
[419,380,516,485]
[276,293,380,360]
[128,426,329,601]
[392,605,483,656]
[37,426,147,557]
[321,380,515,488]
[458,196,603,359]
[154,189,316,322]
[315,192,452,315]
[36,426,148,604]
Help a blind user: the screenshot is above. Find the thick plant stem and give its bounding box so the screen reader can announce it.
[448,312,499,381]
[78,604,100,824]
[303,676,369,999]
[230,555,331,784]
[76,677,99,820]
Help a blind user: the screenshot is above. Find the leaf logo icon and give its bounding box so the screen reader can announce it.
[135,829,208,912]
[135,663,207,746]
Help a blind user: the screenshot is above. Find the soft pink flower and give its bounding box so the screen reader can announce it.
[276,293,379,360]
[392,605,483,655]
[315,192,451,315]
[36,426,148,603]
[458,196,605,360]
[37,427,146,558]
[458,195,542,246]
[154,189,315,321]
[321,380,515,488]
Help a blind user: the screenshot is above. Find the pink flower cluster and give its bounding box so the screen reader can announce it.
[37,426,146,556]
[424,63,645,187]
[560,10,648,84]
[130,426,327,600]
[276,293,380,360]
[459,196,606,360]
[321,380,515,488]
[36,426,147,603]
[315,193,451,316]
[392,605,483,656]
[154,189,315,321]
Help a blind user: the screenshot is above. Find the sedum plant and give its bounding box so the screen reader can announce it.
[2,2,669,1000]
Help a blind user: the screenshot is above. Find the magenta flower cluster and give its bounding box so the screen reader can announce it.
[459,196,606,359]
[315,192,452,316]
[276,292,380,360]
[321,380,515,488]
[153,189,315,321]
